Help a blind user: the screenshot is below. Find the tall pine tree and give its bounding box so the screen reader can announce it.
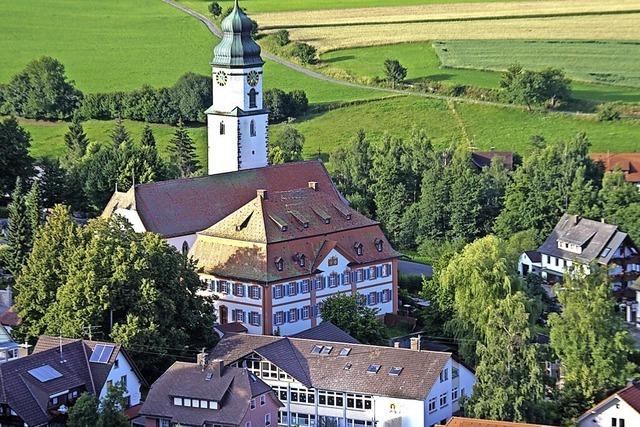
[110,118,132,147]
[63,114,89,165]
[169,119,200,178]
[6,178,32,276]
[25,180,42,240]
[140,123,156,148]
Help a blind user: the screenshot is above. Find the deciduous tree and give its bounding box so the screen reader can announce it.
[320,293,386,345]
[269,126,304,164]
[0,116,33,195]
[67,393,99,427]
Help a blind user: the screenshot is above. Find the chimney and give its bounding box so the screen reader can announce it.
[572,215,580,225]
[393,341,401,348]
[197,348,208,369]
[213,359,224,377]
[308,181,319,191]
[410,336,421,351]
[257,189,268,200]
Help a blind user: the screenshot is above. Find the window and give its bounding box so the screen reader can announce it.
[300,279,311,294]
[301,306,311,320]
[546,255,551,263]
[265,413,272,426]
[298,254,306,267]
[287,282,298,296]
[120,375,127,387]
[174,397,183,406]
[339,347,351,357]
[354,242,363,256]
[274,311,285,326]
[114,358,119,369]
[288,308,298,323]
[160,420,171,427]
[260,395,266,406]
[428,398,436,413]
[250,399,256,409]
[233,283,245,297]
[328,256,338,266]
[452,366,459,379]
[328,274,338,288]
[388,366,403,376]
[249,89,258,109]
[233,309,245,323]
[275,257,284,272]
[320,346,333,355]
[366,364,380,374]
[375,239,383,252]
[273,285,284,299]
[250,119,256,137]
[439,368,448,382]
[439,393,447,408]
[181,241,189,256]
[311,345,323,354]
[249,312,261,326]
[314,277,325,291]
[452,387,459,401]
[220,121,225,135]
[249,285,261,300]
[247,423,252,427]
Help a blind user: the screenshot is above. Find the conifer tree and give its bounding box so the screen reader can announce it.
[25,180,42,241]
[63,114,89,164]
[110,118,131,147]
[169,119,200,177]
[6,178,32,276]
[140,123,156,148]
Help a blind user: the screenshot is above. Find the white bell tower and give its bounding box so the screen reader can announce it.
[206,0,268,175]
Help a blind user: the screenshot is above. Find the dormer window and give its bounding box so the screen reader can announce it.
[375,238,383,252]
[294,253,306,267]
[354,242,363,256]
[275,257,284,272]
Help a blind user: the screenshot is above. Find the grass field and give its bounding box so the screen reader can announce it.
[180,0,522,14]
[253,0,640,28]
[18,119,208,165]
[320,42,640,103]
[270,96,640,158]
[0,0,212,92]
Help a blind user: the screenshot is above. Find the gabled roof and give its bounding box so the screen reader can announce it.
[471,151,514,170]
[579,382,640,420]
[523,251,541,263]
[591,153,640,183]
[102,161,343,239]
[208,332,453,400]
[439,417,555,427]
[291,322,360,344]
[139,362,278,426]
[538,214,635,265]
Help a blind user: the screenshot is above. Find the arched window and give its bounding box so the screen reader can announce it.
[250,120,256,137]
[220,121,225,135]
[181,241,189,256]
[248,89,257,109]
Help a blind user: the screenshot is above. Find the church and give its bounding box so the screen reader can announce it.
[102,1,399,336]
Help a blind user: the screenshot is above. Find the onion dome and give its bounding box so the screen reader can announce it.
[212,0,263,68]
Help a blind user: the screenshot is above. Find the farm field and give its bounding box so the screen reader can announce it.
[18,119,208,165]
[320,42,640,103]
[180,0,522,14]
[270,96,640,158]
[0,0,211,92]
[253,0,640,28]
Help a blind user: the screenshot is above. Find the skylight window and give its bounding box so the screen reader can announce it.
[29,365,63,382]
[89,344,115,364]
[389,367,403,376]
[344,362,352,370]
[311,345,323,355]
[339,348,351,357]
[367,364,381,374]
[320,346,333,355]
[601,247,612,257]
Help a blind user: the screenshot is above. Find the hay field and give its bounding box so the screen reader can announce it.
[255,0,640,28]
[287,13,640,52]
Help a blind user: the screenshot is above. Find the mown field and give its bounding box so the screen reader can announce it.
[253,0,640,28]
[270,96,640,158]
[320,42,640,103]
[0,0,211,92]
[180,0,521,14]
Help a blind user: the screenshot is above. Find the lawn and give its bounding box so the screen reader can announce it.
[320,42,640,103]
[180,0,522,14]
[0,0,212,92]
[270,96,640,159]
[18,119,208,165]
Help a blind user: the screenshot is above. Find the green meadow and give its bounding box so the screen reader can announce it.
[320,41,640,103]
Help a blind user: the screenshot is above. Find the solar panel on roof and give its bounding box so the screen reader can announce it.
[89,344,115,364]
[28,364,63,382]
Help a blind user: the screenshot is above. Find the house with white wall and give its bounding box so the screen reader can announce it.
[0,336,146,426]
[207,323,476,427]
[519,214,640,285]
[578,382,640,427]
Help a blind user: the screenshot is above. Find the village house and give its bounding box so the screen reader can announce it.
[591,153,640,188]
[206,323,476,427]
[0,324,26,364]
[577,382,640,427]
[0,336,145,426]
[138,358,282,427]
[102,1,399,336]
[519,214,640,285]
[470,151,514,171]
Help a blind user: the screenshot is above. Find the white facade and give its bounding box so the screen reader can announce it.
[237,353,475,427]
[98,350,143,408]
[208,65,268,175]
[517,253,541,276]
[200,251,396,336]
[578,395,640,427]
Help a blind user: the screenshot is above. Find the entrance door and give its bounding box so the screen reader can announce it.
[220,306,228,324]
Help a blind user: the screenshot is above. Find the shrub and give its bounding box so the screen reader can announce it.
[292,42,317,65]
[597,103,621,121]
[274,29,290,46]
[383,59,407,87]
[264,89,309,123]
[208,1,222,17]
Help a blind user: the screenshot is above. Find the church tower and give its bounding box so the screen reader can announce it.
[206,0,268,175]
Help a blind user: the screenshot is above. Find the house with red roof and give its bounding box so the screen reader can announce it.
[591,153,640,187]
[102,1,400,336]
[578,382,640,427]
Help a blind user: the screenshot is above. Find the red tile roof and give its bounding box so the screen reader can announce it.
[440,417,553,427]
[617,382,640,413]
[591,153,640,183]
[103,161,343,238]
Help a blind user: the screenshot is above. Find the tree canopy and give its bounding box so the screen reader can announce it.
[0,116,33,195]
[319,293,386,345]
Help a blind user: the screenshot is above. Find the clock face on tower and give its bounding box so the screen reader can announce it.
[216,71,228,86]
[247,70,260,87]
